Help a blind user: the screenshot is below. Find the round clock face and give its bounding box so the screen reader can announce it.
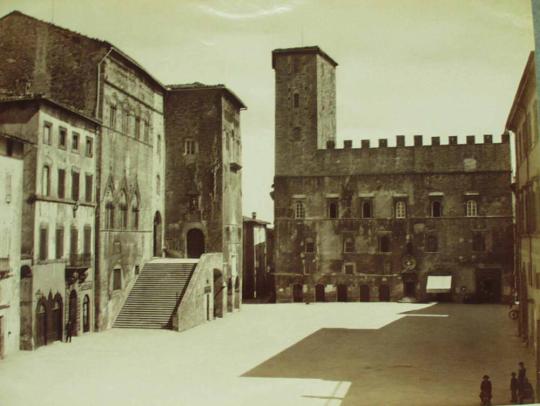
[402,256,416,271]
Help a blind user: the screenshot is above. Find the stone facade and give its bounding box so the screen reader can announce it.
[0,97,98,349]
[0,133,24,357]
[164,84,244,314]
[272,47,514,303]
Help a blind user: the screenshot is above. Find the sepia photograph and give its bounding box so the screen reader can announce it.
[0,0,538,405]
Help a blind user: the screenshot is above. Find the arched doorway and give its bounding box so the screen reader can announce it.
[315,284,325,302]
[82,295,90,333]
[360,285,370,302]
[234,277,240,309]
[292,284,303,302]
[227,277,233,312]
[337,284,348,302]
[213,269,224,318]
[153,211,162,257]
[69,290,78,335]
[51,294,63,342]
[379,285,390,302]
[186,228,205,258]
[36,299,47,348]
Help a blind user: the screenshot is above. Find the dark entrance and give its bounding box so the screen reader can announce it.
[379,285,390,302]
[315,284,325,302]
[153,211,162,257]
[186,228,205,258]
[360,285,370,302]
[69,290,77,334]
[404,281,416,297]
[292,284,303,302]
[36,300,47,348]
[337,284,348,302]
[82,295,90,333]
[476,269,502,303]
[51,295,63,342]
[213,269,224,318]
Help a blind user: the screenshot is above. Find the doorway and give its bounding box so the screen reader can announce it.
[51,295,63,342]
[69,290,78,334]
[153,211,162,257]
[292,284,303,302]
[315,284,325,302]
[476,269,502,303]
[213,269,224,318]
[186,228,205,258]
[36,300,47,348]
[360,285,370,302]
[337,284,348,302]
[82,295,90,333]
[379,285,390,302]
[404,281,416,297]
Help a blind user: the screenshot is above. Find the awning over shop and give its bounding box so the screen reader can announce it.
[426,275,452,293]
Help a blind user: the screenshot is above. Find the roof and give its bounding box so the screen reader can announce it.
[0,95,102,125]
[506,51,535,131]
[0,11,165,91]
[272,46,338,68]
[167,83,247,109]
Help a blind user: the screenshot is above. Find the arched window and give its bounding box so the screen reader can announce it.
[395,201,406,219]
[42,166,50,196]
[343,237,355,253]
[379,235,391,253]
[131,195,139,230]
[431,200,442,217]
[426,234,438,252]
[294,200,305,219]
[362,200,373,218]
[466,200,478,217]
[119,191,127,229]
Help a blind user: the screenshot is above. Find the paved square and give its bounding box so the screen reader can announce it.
[0,303,532,405]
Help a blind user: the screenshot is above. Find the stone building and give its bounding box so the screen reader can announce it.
[0,11,165,331]
[164,83,245,314]
[0,132,24,357]
[242,213,273,302]
[0,96,99,349]
[272,46,514,303]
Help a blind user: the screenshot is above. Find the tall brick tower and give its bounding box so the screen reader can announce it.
[272,47,338,176]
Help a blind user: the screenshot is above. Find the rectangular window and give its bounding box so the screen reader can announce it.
[55,228,64,259]
[42,166,50,196]
[344,263,355,275]
[184,139,197,155]
[327,199,339,219]
[83,226,91,255]
[426,234,438,252]
[472,232,485,252]
[293,93,299,108]
[59,127,67,148]
[70,227,78,256]
[85,174,93,202]
[294,200,305,219]
[72,132,79,151]
[85,137,93,157]
[43,122,52,145]
[113,268,122,290]
[305,238,315,253]
[361,199,373,218]
[39,227,48,260]
[135,117,141,139]
[58,169,66,199]
[109,105,117,129]
[379,235,391,253]
[395,200,406,219]
[343,237,355,253]
[143,119,150,142]
[71,171,80,201]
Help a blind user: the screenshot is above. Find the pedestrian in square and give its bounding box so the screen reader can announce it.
[65,319,73,343]
[517,362,527,399]
[480,375,492,406]
[510,372,518,403]
[519,378,534,404]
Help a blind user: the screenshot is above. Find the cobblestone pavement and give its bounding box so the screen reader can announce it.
[0,303,533,405]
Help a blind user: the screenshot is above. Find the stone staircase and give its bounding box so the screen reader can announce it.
[113,259,198,329]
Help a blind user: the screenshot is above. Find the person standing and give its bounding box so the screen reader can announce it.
[510,372,518,403]
[65,319,73,343]
[480,375,492,406]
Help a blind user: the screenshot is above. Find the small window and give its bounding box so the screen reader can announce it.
[343,237,355,253]
[57,169,66,199]
[143,119,150,142]
[344,263,355,275]
[71,171,80,201]
[305,238,315,253]
[395,201,406,219]
[55,227,64,259]
[379,235,391,253]
[362,200,373,218]
[43,122,52,145]
[105,202,115,229]
[135,117,141,139]
[184,139,197,155]
[85,174,93,202]
[293,93,299,108]
[294,200,305,219]
[72,132,79,151]
[431,200,443,218]
[109,105,117,129]
[70,227,78,256]
[39,226,48,260]
[327,199,339,219]
[113,268,122,290]
[472,232,485,252]
[42,166,50,196]
[122,110,129,134]
[83,226,92,256]
[466,200,478,217]
[59,127,67,148]
[85,137,93,157]
[426,234,438,252]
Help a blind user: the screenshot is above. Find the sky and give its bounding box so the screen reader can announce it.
[0,0,534,222]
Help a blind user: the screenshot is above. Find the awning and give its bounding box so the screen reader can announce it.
[426,275,452,293]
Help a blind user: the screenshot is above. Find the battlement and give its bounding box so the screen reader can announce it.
[324,133,507,151]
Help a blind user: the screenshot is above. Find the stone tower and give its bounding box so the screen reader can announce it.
[272,47,338,176]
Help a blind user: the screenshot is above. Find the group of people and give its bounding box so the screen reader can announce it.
[480,362,534,405]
